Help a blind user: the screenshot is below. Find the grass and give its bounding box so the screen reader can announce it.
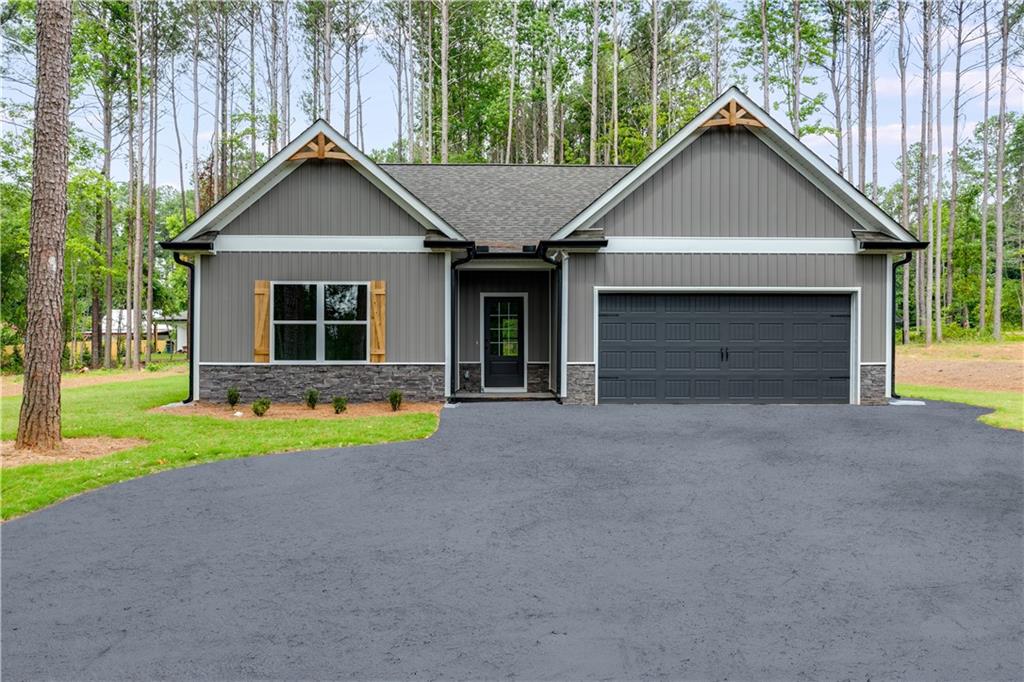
[898,384,1024,432]
[1,376,439,520]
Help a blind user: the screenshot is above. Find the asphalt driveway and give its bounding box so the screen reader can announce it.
[3,401,1022,680]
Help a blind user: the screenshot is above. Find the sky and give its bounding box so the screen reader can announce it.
[6,2,1023,192]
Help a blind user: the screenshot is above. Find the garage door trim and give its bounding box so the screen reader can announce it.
[592,286,861,405]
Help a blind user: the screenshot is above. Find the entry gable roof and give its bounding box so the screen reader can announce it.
[168,119,466,245]
[551,87,919,243]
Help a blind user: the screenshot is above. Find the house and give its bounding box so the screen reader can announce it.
[83,309,188,356]
[161,88,926,406]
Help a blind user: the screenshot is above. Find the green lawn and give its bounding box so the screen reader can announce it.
[1,376,438,520]
[898,384,1024,432]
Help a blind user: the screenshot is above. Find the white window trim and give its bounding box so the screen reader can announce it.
[270,281,371,364]
[591,286,863,406]
[480,292,529,393]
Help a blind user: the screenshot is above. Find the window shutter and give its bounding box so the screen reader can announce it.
[254,280,270,362]
[370,280,386,363]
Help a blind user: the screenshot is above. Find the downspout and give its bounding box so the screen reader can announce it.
[891,252,912,400]
[172,252,195,404]
[537,245,562,397]
[450,245,476,396]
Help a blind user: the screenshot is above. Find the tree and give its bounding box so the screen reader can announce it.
[993,0,1009,338]
[979,0,991,331]
[589,0,599,164]
[897,0,909,341]
[17,0,73,449]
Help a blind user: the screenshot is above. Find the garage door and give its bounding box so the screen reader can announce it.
[598,293,852,404]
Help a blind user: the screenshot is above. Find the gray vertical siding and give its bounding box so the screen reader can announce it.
[592,128,862,238]
[218,161,426,236]
[457,270,550,362]
[568,253,888,362]
[199,252,445,362]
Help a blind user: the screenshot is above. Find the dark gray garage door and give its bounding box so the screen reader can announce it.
[598,293,852,404]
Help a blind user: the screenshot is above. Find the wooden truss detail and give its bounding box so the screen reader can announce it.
[289,132,354,161]
[700,100,765,129]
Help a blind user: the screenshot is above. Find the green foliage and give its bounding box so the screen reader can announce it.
[251,397,271,417]
[332,396,348,414]
[304,388,320,409]
[226,387,241,408]
[0,376,439,519]
[388,389,403,412]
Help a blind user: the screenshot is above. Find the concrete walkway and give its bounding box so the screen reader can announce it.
[3,401,1021,680]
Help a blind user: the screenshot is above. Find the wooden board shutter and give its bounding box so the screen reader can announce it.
[254,280,270,362]
[370,280,386,363]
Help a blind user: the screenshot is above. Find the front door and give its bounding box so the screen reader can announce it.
[483,296,525,390]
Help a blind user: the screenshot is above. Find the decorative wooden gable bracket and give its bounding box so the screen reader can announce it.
[700,99,765,129]
[289,132,354,161]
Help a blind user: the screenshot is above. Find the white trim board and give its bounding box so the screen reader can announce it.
[552,86,917,244]
[199,361,445,366]
[215,235,431,253]
[590,286,863,405]
[602,237,860,254]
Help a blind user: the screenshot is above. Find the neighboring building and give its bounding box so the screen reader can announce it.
[84,309,188,354]
[162,88,925,406]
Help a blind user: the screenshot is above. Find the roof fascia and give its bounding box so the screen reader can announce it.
[172,120,465,244]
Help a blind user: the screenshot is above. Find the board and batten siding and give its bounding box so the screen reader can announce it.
[567,253,889,363]
[592,128,862,238]
[217,160,426,236]
[199,252,446,363]
[457,270,550,363]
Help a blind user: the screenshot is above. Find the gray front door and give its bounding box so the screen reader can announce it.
[484,296,525,389]
[598,293,851,404]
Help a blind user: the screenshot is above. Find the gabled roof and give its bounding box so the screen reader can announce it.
[382,164,630,248]
[168,119,466,245]
[551,86,919,243]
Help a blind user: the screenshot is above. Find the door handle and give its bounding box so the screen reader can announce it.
[725,348,729,361]
[720,347,725,362]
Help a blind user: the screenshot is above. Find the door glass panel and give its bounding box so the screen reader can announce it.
[488,301,519,357]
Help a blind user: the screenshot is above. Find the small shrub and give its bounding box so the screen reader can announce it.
[226,387,241,408]
[252,397,271,417]
[332,396,348,414]
[388,389,403,412]
[305,388,320,409]
[145,362,163,372]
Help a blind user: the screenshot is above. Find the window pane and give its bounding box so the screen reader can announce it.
[325,325,367,361]
[273,284,316,321]
[274,324,316,361]
[324,284,367,321]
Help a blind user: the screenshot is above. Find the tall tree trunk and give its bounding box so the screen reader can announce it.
[219,2,228,194]
[946,1,965,309]
[844,0,853,180]
[171,53,187,230]
[249,4,257,171]
[405,0,414,162]
[898,0,909,342]
[611,0,618,163]
[323,0,332,122]
[505,0,518,163]
[91,210,102,368]
[343,1,351,138]
[760,0,769,110]
[440,0,449,163]
[979,1,991,331]
[869,3,877,201]
[191,2,201,216]
[424,0,432,161]
[126,93,136,368]
[710,0,720,96]
[132,0,145,369]
[791,0,801,136]
[545,5,555,164]
[857,5,867,193]
[589,0,599,164]
[18,0,72,449]
[650,0,658,151]
[993,0,1009,339]
[934,1,943,341]
[101,40,113,369]
[918,0,931,343]
[146,7,157,363]
[282,0,291,142]
[355,20,363,149]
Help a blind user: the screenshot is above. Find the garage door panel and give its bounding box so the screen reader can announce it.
[598,293,851,404]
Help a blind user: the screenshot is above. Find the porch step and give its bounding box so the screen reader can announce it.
[451,391,559,403]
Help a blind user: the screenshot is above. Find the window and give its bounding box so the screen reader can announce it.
[271,283,369,362]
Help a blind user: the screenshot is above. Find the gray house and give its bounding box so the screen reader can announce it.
[163,88,925,406]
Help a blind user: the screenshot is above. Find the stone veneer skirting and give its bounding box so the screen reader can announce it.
[200,364,445,403]
[457,362,550,393]
[859,364,887,405]
[564,364,596,405]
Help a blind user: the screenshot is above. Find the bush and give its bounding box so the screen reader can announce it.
[332,396,348,414]
[226,387,241,408]
[251,398,271,417]
[388,389,403,412]
[305,388,320,409]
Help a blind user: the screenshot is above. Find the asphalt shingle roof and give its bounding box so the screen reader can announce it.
[381,164,632,247]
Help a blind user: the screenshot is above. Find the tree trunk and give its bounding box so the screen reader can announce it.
[324,0,332,123]
[760,0,769,110]
[18,0,72,449]
[133,0,145,369]
[589,0,599,164]
[146,6,157,363]
[249,4,257,171]
[191,2,200,216]
[993,0,1009,339]
[343,1,351,138]
[545,8,555,164]
[650,0,658,151]
[219,2,228,194]
[611,0,618,163]
[440,0,449,163]
[946,1,965,309]
[405,0,414,162]
[355,16,363,149]
[979,1,990,331]
[857,5,867,193]
[869,3,877,201]
[101,36,114,369]
[505,0,518,164]
[844,0,852,181]
[918,0,931,344]
[282,0,291,143]
[897,0,909,342]
[791,0,801,136]
[934,1,943,341]
[171,53,187,229]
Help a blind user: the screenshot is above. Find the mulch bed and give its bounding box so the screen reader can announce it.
[1,437,149,468]
[154,401,443,421]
